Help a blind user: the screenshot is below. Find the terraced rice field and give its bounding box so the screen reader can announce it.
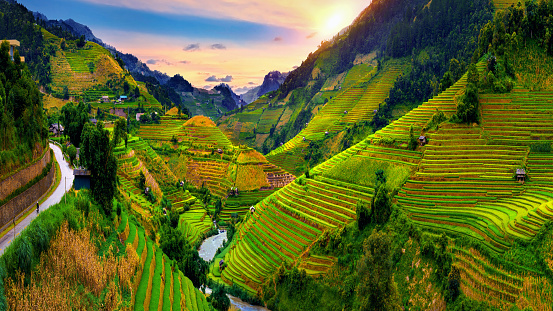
[49,42,127,97]
[452,246,544,308]
[219,136,389,292]
[179,203,214,246]
[266,60,404,174]
[138,116,233,150]
[118,212,211,310]
[223,55,553,303]
[493,0,520,10]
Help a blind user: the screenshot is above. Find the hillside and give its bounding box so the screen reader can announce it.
[132,116,295,243]
[208,3,553,309]
[217,0,493,177]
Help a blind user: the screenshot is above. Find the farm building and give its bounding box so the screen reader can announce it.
[516,168,526,183]
[119,95,127,102]
[419,136,427,146]
[100,95,110,103]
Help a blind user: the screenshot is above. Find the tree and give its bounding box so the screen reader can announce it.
[355,230,400,311]
[80,122,117,214]
[138,170,146,190]
[123,81,130,95]
[159,225,208,287]
[370,185,392,225]
[67,144,77,166]
[61,102,88,147]
[448,266,461,301]
[62,85,69,100]
[77,35,86,48]
[134,86,140,98]
[357,200,370,231]
[408,125,418,151]
[208,284,230,311]
[457,83,479,124]
[112,117,127,147]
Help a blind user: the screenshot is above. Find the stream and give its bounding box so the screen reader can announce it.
[198,231,270,311]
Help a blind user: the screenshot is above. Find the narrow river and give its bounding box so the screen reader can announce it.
[198,231,270,311]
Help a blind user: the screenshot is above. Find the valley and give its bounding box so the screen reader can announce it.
[1,0,553,310]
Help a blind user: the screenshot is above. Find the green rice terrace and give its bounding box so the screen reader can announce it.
[209,53,553,308]
[118,211,211,311]
[130,116,296,245]
[265,59,405,175]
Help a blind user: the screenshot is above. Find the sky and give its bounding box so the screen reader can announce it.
[17,0,371,94]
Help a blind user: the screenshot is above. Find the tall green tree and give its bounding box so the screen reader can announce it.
[61,102,88,146]
[355,230,400,311]
[80,122,117,214]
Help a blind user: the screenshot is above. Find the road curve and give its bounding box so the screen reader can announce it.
[0,142,74,254]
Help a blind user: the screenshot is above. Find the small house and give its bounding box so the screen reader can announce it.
[516,168,526,183]
[49,123,64,137]
[325,131,329,135]
[136,113,145,121]
[219,259,224,269]
[73,169,91,190]
[89,118,98,126]
[100,96,110,103]
[250,206,256,214]
[302,137,306,141]
[419,136,427,146]
[119,95,128,102]
[217,148,223,154]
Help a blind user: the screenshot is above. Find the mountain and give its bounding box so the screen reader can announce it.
[213,83,244,110]
[218,0,494,175]
[33,13,103,44]
[242,71,289,104]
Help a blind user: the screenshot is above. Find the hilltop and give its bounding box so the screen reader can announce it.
[242,71,289,104]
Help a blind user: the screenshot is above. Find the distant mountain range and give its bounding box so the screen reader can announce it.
[242,71,288,104]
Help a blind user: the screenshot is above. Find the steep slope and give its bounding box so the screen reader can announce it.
[216,33,553,310]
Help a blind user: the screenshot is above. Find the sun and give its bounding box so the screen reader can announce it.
[322,12,345,37]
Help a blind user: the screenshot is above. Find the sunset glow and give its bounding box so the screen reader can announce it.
[18,0,371,93]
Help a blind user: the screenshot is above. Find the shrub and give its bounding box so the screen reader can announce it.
[530,141,552,153]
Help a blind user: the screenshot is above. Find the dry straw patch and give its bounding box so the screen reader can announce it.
[185,116,216,127]
[5,221,139,311]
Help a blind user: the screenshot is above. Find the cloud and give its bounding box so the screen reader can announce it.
[210,43,226,50]
[146,59,173,66]
[292,65,299,69]
[205,75,233,82]
[220,75,233,82]
[234,85,257,94]
[203,85,213,90]
[248,82,256,85]
[273,36,283,42]
[179,60,191,64]
[306,32,317,39]
[184,43,201,51]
